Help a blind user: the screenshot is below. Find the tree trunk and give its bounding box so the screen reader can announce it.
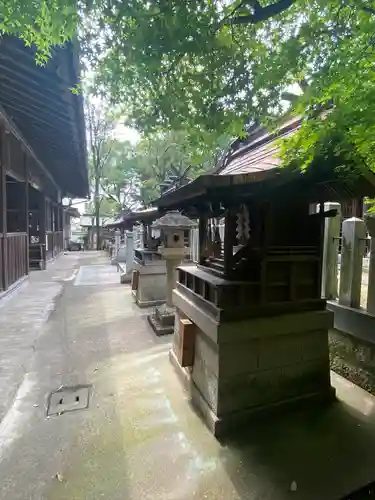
[94,171,101,251]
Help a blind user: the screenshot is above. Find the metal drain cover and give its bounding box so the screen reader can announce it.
[47,385,91,416]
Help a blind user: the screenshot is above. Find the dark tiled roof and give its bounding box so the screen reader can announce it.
[216,117,301,176]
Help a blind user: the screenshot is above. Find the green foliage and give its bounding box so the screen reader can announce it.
[134,130,229,205]
[0,0,79,63]
[5,0,375,172]
[277,2,375,172]
[100,139,141,213]
[87,0,375,171]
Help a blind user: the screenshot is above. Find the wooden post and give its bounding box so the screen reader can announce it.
[339,217,366,308]
[260,202,271,305]
[198,215,207,265]
[223,209,235,277]
[39,193,46,268]
[24,152,29,275]
[0,125,8,290]
[58,204,63,253]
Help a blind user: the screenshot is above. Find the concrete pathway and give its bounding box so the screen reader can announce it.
[0,252,375,499]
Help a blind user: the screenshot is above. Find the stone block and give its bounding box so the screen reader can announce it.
[194,332,219,376]
[218,359,331,416]
[218,309,333,344]
[134,272,167,308]
[301,329,330,362]
[258,333,303,370]
[192,351,219,413]
[194,331,259,378]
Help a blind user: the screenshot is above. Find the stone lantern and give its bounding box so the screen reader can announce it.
[147,210,195,335]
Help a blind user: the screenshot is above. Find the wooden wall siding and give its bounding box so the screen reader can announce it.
[0,234,4,291]
[0,105,68,292]
[7,131,25,181]
[0,115,60,204]
[27,155,44,193]
[6,178,26,232]
[6,233,27,288]
[341,198,364,219]
[28,155,59,201]
[46,231,63,261]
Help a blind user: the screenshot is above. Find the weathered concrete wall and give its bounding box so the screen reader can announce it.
[329,329,375,395]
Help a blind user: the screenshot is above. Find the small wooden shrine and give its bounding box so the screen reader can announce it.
[155,160,375,436]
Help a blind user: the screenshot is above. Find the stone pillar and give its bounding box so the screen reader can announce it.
[125,231,134,271]
[339,217,366,308]
[365,214,375,313]
[321,202,341,300]
[114,229,121,254]
[119,232,137,284]
[166,258,181,308]
[111,229,121,263]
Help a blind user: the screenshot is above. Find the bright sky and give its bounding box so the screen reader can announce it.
[72,122,139,214]
[114,123,140,144]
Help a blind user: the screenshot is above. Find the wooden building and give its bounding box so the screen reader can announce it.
[0,36,87,295]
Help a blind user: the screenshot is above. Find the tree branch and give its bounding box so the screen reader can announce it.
[281,91,300,103]
[231,0,295,24]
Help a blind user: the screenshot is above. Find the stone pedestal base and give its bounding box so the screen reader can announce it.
[132,260,167,308]
[147,304,175,336]
[171,348,335,436]
[132,290,165,308]
[172,288,336,436]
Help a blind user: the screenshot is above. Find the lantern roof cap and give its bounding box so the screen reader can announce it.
[152,210,195,230]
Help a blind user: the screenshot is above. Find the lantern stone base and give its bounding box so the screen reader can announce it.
[132,260,167,308]
[171,288,336,437]
[147,304,175,336]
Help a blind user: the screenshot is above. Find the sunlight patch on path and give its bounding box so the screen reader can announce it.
[74,265,120,287]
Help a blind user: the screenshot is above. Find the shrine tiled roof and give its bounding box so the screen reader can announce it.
[215,117,301,176]
[104,207,161,229]
[153,116,375,212]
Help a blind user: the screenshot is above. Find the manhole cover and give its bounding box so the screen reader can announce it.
[47,385,91,416]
